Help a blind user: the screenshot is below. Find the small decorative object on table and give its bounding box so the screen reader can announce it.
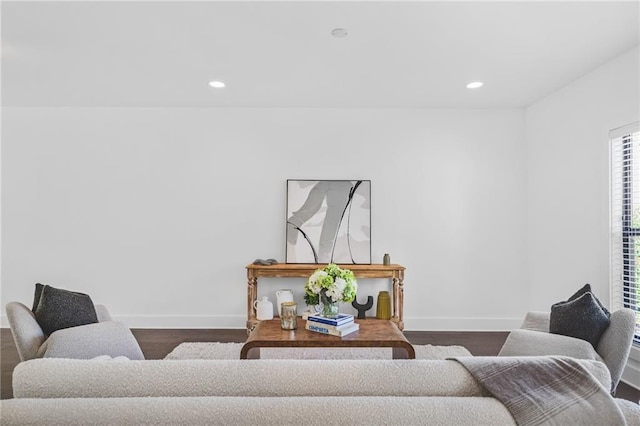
[304,263,358,319]
[383,253,390,265]
[276,289,294,317]
[253,296,274,321]
[376,291,391,320]
[280,301,297,330]
[252,258,278,265]
[352,295,374,319]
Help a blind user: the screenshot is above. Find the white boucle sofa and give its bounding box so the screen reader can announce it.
[2,358,639,425]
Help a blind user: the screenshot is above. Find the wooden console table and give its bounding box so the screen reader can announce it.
[245,263,405,331]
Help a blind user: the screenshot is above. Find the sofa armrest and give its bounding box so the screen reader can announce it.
[94,305,112,322]
[520,311,550,332]
[596,308,636,391]
[5,302,46,361]
[39,321,144,360]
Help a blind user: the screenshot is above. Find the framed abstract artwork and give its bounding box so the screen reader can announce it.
[286,179,371,264]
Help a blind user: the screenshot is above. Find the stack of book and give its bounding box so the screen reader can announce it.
[305,313,359,337]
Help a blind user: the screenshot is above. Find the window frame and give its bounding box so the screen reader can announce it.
[611,122,640,345]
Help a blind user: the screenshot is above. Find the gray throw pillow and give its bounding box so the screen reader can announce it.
[566,283,610,316]
[33,283,99,336]
[32,283,44,312]
[31,282,52,312]
[549,291,610,348]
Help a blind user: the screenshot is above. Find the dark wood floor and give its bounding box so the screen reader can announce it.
[2,328,638,403]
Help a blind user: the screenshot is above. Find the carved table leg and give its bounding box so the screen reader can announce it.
[397,272,405,330]
[392,277,400,327]
[247,276,258,332]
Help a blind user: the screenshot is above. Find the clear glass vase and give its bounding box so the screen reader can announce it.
[319,291,339,318]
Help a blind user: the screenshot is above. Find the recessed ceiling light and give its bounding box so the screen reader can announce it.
[466,81,484,89]
[208,81,226,88]
[331,28,348,38]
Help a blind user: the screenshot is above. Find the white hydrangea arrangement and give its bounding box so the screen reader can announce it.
[304,263,358,306]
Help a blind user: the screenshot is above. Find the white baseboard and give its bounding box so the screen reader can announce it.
[0,314,248,329]
[1,314,521,331]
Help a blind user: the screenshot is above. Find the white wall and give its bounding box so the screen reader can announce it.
[526,46,640,308]
[1,107,527,330]
[525,46,640,387]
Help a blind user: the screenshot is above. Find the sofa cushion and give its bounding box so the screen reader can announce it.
[12,359,489,399]
[550,291,610,347]
[36,321,144,360]
[11,358,612,400]
[33,284,98,336]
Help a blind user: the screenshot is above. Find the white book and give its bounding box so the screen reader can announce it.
[305,321,360,337]
[306,317,355,332]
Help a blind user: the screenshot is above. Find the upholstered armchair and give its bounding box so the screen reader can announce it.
[6,301,145,361]
[498,309,635,393]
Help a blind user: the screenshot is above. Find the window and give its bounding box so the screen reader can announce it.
[611,122,640,344]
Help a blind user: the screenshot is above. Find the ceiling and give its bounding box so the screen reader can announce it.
[2,1,639,108]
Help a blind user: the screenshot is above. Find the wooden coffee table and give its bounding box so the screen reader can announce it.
[240,318,415,360]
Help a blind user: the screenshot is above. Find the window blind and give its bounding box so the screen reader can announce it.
[611,121,640,343]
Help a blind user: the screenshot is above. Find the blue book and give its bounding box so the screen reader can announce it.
[307,313,354,326]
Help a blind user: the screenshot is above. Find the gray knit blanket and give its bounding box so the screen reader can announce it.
[452,356,627,426]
